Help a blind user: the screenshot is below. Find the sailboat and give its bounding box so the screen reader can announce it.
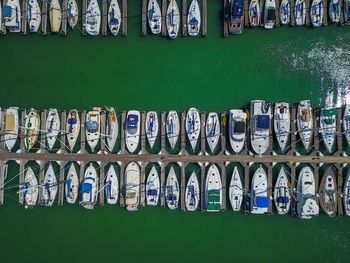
[80,163,98,209]
[86,107,101,152]
[166,111,180,149]
[27,0,41,32]
[186,108,200,152]
[42,163,58,207]
[4,107,19,151]
[274,166,291,214]
[46,108,60,151]
[125,110,141,153]
[205,164,222,212]
[319,108,337,153]
[274,102,290,152]
[205,112,220,153]
[106,107,118,152]
[68,0,79,29]
[187,0,201,36]
[229,109,246,153]
[65,162,79,204]
[294,0,306,26]
[2,0,21,32]
[146,165,160,206]
[165,166,180,210]
[166,0,180,39]
[344,169,350,216]
[248,0,260,27]
[329,0,340,23]
[251,166,269,214]
[310,0,323,27]
[105,165,119,205]
[264,0,276,29]
[86,0,101,36]
[145,111,159,149]
[23,167,38,208]
[147,0,162,34]
[108,0,121,35]
[229,166,243,211]
[185,172,200,211]
[319,166,337,217]
[66,109,80,151]
[297,100,313,151]
[343,104,350,148]
[49,0,62,33]
[125,161,140,211]
[25,108,40,151]
[279,0,291,25]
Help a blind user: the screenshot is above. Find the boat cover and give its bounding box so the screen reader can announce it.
[147,189,158,196]
[322,109,337,116]
[5,115,15,130]
[81,182,92,193]
[234,121,245,133]
[167,194,177,201]
[127,114,138,129]
[257,115,270,129]
[267,8,276,20]
[232,0,244,18]
[277,196,289,204]
[86,121,98,132]
[256,196,269,208]
[2,6,12,18]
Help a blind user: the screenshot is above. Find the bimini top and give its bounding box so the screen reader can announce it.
[256,196,269,208]
[257,115,270,129]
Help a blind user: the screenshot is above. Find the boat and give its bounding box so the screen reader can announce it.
[297,166,319,219]
[147,0,162,34]
[23,167,38,208]
[4,107,19,151]
[66,109,80,152]
[42,163,58,207]
[105,165,119,205]
[319,108,337,153]
[145,165,160,206]
[226,0,244,34]
[205,112,220,153]
[86,107,101,152]
[185,172,200,211]
[86,0,101,36]
[108,0,121,35]
[80,163,98,209]
[165,166,180,210]
[250,100,271,155]
[106,107,118,152]
[251,166,269,214]
[274,166,291,214]
[279,0,291,25]
[329,0,340,23]
[46,108,60,150]
[264,0,276,29]
[166,111,180,149]
[65,162,79,204]
[297,100,313,151]
[125,110,141,153]
[248,0,260,27]
[294,0,306,26]
[187,0,201,36]
[145,111,159,149]
[344,169,350,216]
[319,166,337,217]
[344,0,350,25]
[49,0,61,33]
[125,161,140,211]
[186,108,200,152]
[310,0,323,27]
[166,0,180,39]
[27,0,41,32]
[343,104,350,148]
[205,164,222,212]
[68,0,79,29]
[229,166,243,211]
[229,109,247,153]
[2,0,21,32]
[25,108,40,151]
[274,102,290,152]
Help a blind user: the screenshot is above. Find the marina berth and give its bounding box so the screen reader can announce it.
[86,0,101,36]
[106,107,118,152]
[125,110,141,153]
[229,166,243,212]
[23,166,38,208]
[66,109,80,152]
[227,0,244,34]
[42,163,58,206]
[2,0,21,32]
[49,0,62,33]
[297,100,313,151]
[310,0,323,27]
[4,107,19,151]
[186,108,200,152]
[166,111,180,149]
[146,165,160,206]
[105,165,119,205]
[319,166,337,217]
[329,0,340,23]
[205,164,222,212]
[229,109,247,153]
[86,107,101,152]
[294,0,306,26]
[67,0,79,29]
[274,166,291,214]
[147,0,162,34]
[187,0,201,36]
[264,0,276,29]
[145,111,159,149]
[205,112,220,153]
[25,108,40,151]
[124,161,140,211]
[248,0,260,27]
[319,108,337,153]
[27,0,41,32]
[250,166,268,214]
[46,108,60,151]
[65,162,79,204]
[274,102,290,152]
[185,172,200,211]
[108,0,121,35]
[166,0,180,39]
[80,163,98,209]
[165,166,180,210]
[279,0,291,25]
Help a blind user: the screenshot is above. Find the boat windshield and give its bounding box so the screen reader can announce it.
[234,121,245,134]
[86,121,98,133]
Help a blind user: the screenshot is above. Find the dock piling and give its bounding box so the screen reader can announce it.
[0,108,5,151]
[275,0,280,26]
[119,162,125,206]
[60,111,67,153]
[100,111,107,152]
[220,112,226,155]
[323,0,328,26]
[200,163,205,211]
[160,161,166,206]
[290,164,296,215]
[336,108,343,154]
[182,0,188,36]
[79,162,85,183]
[61,0,68,35]
[289,107,297,155]
[120,111,126,154]
[201,0,207,36]
[267,163,273,214]
[336,164,344,215]
[243,162,250,214]
[161,112,166,154]
[141,111,146,153]
[38,161,45,204]
[141,0,148,36]
[244,0,249,26]
[181,111,187,155]
[140,161,146,206]
[40,110,47,153]
[41,0,48,35]
[102,0,108,35]
[220,162,226,211]
[313,108,320,154]
[20,109,26,152]
[259,0,264,26]
[340,0,345,25]
[305,0,310,26]
[200,112,206,155]
[0,162,5,205]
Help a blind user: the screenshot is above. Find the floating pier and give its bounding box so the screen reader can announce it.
[41,0,48,35]
[141,0,147,36]
[161,0,168,36]
[223,0,228,37]
[122,0,128,36]
[290,0,296,26]
[305,0,310,27]
[202,0,207,36]
[275,0,280,27]
[82,0,88,35]
[21,0,28,34]
[323,0,328,26]
[61,0,68,35]
[244,0,249,27]
[57,161,66,205]
[102,0,108,35]
[182,0,188,36]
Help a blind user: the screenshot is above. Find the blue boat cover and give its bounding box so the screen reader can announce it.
[147,189,158,196]
[232,0,244,18]
[257,115,270,129]
[167,194,177,201]
[81,183,92,194]
[277,196,289,204]
[256,196,269,208]
[127,114,138,128]
[2,6,12,17]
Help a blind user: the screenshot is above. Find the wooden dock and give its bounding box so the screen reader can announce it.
[142,0,148,36]
[305,0,310,26]
[57,161,66,205]
[99,162,106,205]
[21,0,28,34]
[82,0,88,35]
[201,0,207,36]
[182,0,188,36]
[122,0,128,36]
[102,0,108,35]
[223,0,228,37]
[244,0,249,26]
[323,0,328,26]
[290,0,296,26]
[259,0,264,27]
[161,0,167,36]
[41,0,48,35]
[275,0,280,27]
[61,0,68,35]
[340,0,345,25]
[0,162,6,205]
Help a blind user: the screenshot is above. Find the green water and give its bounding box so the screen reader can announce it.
[1,1,350,262]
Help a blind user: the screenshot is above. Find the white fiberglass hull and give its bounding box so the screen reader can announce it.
[65,162,79,204]
[145,111,159,149]
[229,167,243,212]
[66,109,80,151]
[165,166,179,210]
[166,110,180,149]
[186,108,200,152]
[4,107,19,151]
[185,172,200,211]
[105,165,119,204]
[125,161,140,211]
[146,165,160,206]
[125,110,141,153]
[46,108,60,150]
[205,112,220,153]
[43,163,58,206]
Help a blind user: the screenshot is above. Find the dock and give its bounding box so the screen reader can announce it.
[61,0,68,35]
[201,0,207,36]
[41,0,48,35]
[57,161,66,205]
[0,162,6,205]
[182,0,188,36]
[275,0,280,27]
[223,0,228,37]
[21,0,28,34]
[305,0,310,26]
[142,0,148,36]
[82,0,88,35]
[244,0,249,27]
[323,0,328,26]
[102,0,108,35]
[122,0,128,36]
[340,0,345,25]
[161,0,167,36]
[290,0,296,26]
[259,0,264,27]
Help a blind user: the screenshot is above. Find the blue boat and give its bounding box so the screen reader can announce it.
[228,0,244,34]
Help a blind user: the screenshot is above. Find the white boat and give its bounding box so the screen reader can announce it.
[23,167,38,207]
[279,0,291,25]
[187,0,201,36]
[68,0,79,29]
[297,100,313,151]
[166,0,180,39]
[125,110,141,153]
[166,111,180,149]
[343,104,350,148]
[251,166,269,214]
[80,163,98,209]
[294,0,306,26]
[250,100,271,155]
[310,0,323,27]
[319,166,337,217]
[344,169,350,216]
[46,108,60,150]
[146,165,160,206]
[297,166,319,219]
[25,108,40,151]
[205,164,222,212]
[205,112,220,153]
[2,0,21,32]
[329,0,340,23]
[185,172,200,211]
[274,102,290,152]
[147,0,162,34]
[42,163,58,206]
[105,165,119,205]
[86,0,101,36]
[186,107,200,152]
[4,107,19,151]
[49,0,62,33]
[86,108,101,152]
[145,111,159,149]
[229,167,243,212]
[65,162,79,204]
[248,0,260,27]
[165,166,179,210]
[229,109,246,154]
[125,161,140,211]
[106,107,118,152]
[264,0,276,29]
[66,109,80,151]
[27,0,41,32]
[320,108,337,153]
[345,0,350,25]
[274,166,291,214]
[108,0,121,35]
